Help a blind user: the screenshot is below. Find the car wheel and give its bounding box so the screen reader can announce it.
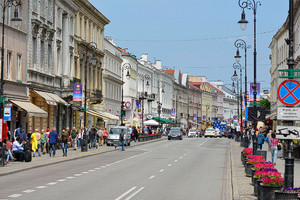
[128,142,131,146]
[107,143,110,146]
[168,138,171,140]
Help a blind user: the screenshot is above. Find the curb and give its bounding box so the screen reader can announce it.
[0,137,166,177]
[230,140,240,200]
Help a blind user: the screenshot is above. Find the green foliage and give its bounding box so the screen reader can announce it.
[260,98,270,111]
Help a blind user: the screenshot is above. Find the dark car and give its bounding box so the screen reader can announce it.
[168,128,183,140]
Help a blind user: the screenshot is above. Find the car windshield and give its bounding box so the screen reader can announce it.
[170,130,180,134]
[190,129,196,132]
[109,128,125,134]
[207,128,214,131]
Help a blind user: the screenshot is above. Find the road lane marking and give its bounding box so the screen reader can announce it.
[124,187,145,200]
[94,167,100,170]
[89,170,95,172]
[198,139,210,147]
[149,175,155,179]
[184,154,187,156]
[159,169,164,173]
[168,164,172,167]
[115,186,137,200]
[174,160,178,162]
[180,157,183,159]
[74,174,82,176]
[57,179,66,182]
[66,176,75,179]
[47,182,57,185]
[8,194,22,198]
[36,186,47,189]
[82,172,89,174]
[23,190,35,193]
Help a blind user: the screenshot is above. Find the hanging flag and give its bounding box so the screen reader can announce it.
[171,108,176,118]
[136,100,141,112]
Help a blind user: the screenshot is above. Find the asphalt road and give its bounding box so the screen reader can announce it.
[0,137,231,200]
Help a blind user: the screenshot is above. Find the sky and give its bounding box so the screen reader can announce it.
[90,0,289,91]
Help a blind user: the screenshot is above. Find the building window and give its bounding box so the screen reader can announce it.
[41,40,45,68]
[17,54,21,80]
[33,37,37,66]
[48,44,52,71]
[6,51,11,79]
[7,6,11,26]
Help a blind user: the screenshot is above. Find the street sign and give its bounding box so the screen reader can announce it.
[277,107,300,121]
[4,103,12,107]
[247,107,266,121]
[3,107,11,121]
[0,119,2,142]
[276,125,300,140]
[233,115,237,120]
[277,79,300,106]
[0,98,8,103]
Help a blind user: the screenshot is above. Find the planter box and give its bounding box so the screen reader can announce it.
[245,162,252,177]
[260,184,282,200]
[256,179,263,198]
[251,168,256,185]
[275,191,299,200]
[253,177,259,196]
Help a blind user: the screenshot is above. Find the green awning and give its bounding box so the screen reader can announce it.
[152,117,175,124]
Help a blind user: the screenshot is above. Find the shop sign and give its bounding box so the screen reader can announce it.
[3,107,11,121]
[277,107,300,121]
[199,84,211,93]
[0,119,2,142]
[171,108,176,118]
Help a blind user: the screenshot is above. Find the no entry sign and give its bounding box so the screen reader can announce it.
[277,80,300,106]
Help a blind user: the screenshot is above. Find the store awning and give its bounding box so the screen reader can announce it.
[152,117,175,124]
[189,120,201,126]
[87,110,111,120]
[34,90,68,106]
[10,100,48,117]
[99,111,119,120]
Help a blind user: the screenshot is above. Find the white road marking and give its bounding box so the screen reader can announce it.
[94,167,100,170]
[8,194,22,198]
[149,175,155,179]
[198,139,210,147]
[174,160,178,162]
[124,187,145,200]
[115,186,137,200]
[159,169,164,173]
[36,186,47,189]
[23,190,35,193]
[89,170,95,172]
[180,157,183,159]
[47,182,57,185]
[82,172,89,174]
[168,164,172,167]
[74,174,82,176]
[184,154,187,156]
[66,176,75,179]
[57,179,66,182]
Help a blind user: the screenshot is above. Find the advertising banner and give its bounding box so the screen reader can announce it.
[73,84,82,106]
[136,100,141,112]
[171,108,176,118]
[202,115,206,121]
[193,114,197,121]
[249,82,260,103]
[3,107,11,121]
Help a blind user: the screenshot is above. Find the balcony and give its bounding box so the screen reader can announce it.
[148,94,156,102]
[88,89,102,103]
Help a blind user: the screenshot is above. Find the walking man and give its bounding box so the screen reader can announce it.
[49,128,59,157]
[115,129,125,151]
[70,127,78,150]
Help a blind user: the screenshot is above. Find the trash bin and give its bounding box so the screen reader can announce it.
[256,150,267,160]
[81,139,88,152]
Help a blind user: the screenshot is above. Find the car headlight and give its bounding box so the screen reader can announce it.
[107,135,110,139]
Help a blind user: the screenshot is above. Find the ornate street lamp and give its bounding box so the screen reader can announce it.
[120,63,131,126]
[140,74,150,133]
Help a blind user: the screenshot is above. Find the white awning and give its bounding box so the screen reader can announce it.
[34,90,69,106]
[99,111,119,120]
[87,110,111,120]
[10,100,48,117]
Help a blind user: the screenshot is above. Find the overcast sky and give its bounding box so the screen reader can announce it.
[90,0,289,91]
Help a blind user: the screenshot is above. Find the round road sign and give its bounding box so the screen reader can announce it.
[277,79,300,106]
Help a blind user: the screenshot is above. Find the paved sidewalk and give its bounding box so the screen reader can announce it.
[0,137,166,176]
[230,139,300,200]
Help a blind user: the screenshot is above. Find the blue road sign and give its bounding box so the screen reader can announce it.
[277,80,300,106]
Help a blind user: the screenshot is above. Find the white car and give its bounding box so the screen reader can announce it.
[204,128,216,138]
[214,128,222,138]
[188,129,197,137]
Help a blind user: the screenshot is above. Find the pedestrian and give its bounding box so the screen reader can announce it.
[61,128,69,156]
[31,129,39,157]
[103,128,108,144]
[70,127,78,150]
[4,139,15,164]
[97,127,104,146]
[40,129,48,155]
[19,127,26,143]
[12,137,24,161]
[132,126,138,142]
[89,125,97,149]
[49,128,59,157]
[256,131,265,150]
[36,129,41,156]
[77,127,83,148]
[269,132,279,165]
[45,127,51,153]
[115,129,125,151]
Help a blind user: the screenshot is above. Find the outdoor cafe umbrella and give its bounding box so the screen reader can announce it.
[143,119,160,126]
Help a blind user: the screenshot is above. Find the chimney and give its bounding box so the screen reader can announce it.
[140,53,148,62]
[105,36,115,45]
[155,60,162,69]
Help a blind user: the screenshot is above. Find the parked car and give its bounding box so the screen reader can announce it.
[204,128,216,138]
[214,128,222,138]
[106,126,131,146]
[188,129,197,137]
[168,128,183,140]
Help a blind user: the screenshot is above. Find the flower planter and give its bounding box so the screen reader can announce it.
[253,177,259,196]
[260,184,282,200]
[241,151,244,162]
[274,191,299,200]
[245,162,252,177]
[251,168,256,185]
[257,179,263,199]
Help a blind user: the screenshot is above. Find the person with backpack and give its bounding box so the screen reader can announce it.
[61,129,69,156]
[97,127,104,146]
[89,125,97,149]
[269,132,279,165]
[114,129,125,151]
[70,127,78,150]
[257,130,265,150]
[12,137,24,161]
[40,129,48,155]
[49,128,59,157]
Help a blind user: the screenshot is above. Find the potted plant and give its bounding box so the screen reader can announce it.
[245,157,265,177]
[253,169,279,196]
[275,187,300,200]
[242,148,253,165]
[260,177,284,200]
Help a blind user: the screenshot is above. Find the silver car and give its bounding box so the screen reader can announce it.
[106,126,131,146]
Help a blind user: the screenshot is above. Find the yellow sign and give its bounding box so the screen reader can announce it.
[200,84,212,93]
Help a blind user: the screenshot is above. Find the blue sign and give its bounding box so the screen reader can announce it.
[277,80,300,106]
[233,115,237,120]
[73,84,82,106]
[3,107,11,121]
[245,107,248,121]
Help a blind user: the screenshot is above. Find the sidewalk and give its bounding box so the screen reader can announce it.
[0,137,166,176]
[230,139,300,200]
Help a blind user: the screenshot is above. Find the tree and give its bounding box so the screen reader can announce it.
[260,98,270,111]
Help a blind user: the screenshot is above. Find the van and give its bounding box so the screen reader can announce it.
[106,126,131,146]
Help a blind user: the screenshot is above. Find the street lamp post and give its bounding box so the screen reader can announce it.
[234,39,251,131]
[157,82,164,127]
[232,70,239,140]
[233,63,244,137]
[140,74,150,134]
[81,42,97,152]
[120,63,131,126]
[238,0,261,155]
[157,102,162,127]
[0,0,22,167]
[175,91,181,125]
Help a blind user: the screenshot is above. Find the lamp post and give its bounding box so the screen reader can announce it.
[175,91,181,125]
[81,42,97,152]
[120,63,131,126]
[157,102,162,127]
[140,74,150,134]
[232,70,239,139]
[237,0,261,154]
[234,39,251,131]
[233,62,244,140]
[0,0,22,167]
[157,82,164,127]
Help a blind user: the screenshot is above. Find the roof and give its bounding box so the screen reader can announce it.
[189,82,224,94]
[163,69,175,76]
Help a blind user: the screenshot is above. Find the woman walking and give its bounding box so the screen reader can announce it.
[61,129,69,157]
[40,129,48,155]
[269,132,279,165]
[31,129,39,157]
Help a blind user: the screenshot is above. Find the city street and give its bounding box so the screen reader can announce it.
[0,138,231,200]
